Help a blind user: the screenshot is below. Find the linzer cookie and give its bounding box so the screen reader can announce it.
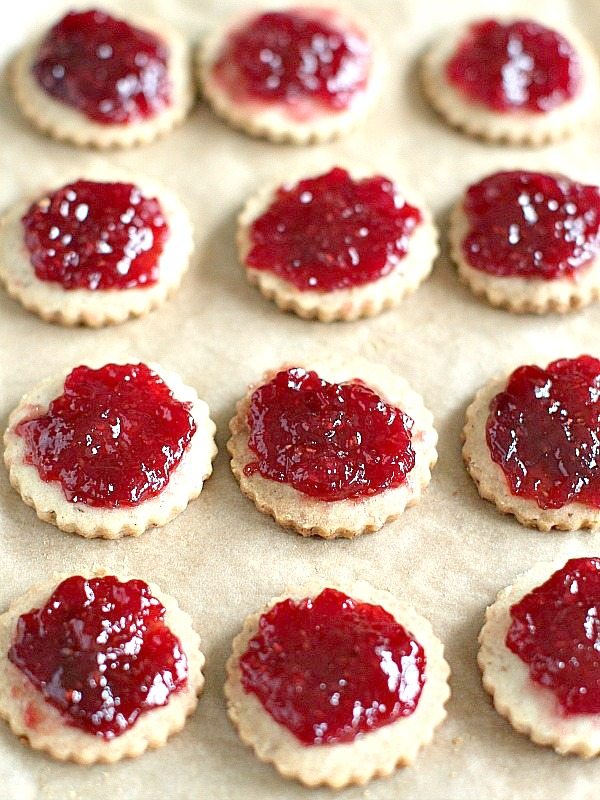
[225,579,450,787]
[0,171,194,326]
[228,359,437,538]
[422,18,600,144]
[0,571,204,763]
[237,166,438,321]
[449,171,600,313]
[479,557,600,757]
[4,362,217,539]
[198,6,381,143]
[12,9,193,148]
[463,356,600,531]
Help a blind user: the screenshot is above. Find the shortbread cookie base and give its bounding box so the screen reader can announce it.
[449,200,600,313]
[463,373,600,531]
[479,559,600,757]
[228,359,438,538]
[4,362,218,539]
[0,169,194,327]
[198,7,382,144]
[237,168,438,321]
[225,579,450,787]
[0,570,205,764]
[421,19,600,145]
[12,15,194,149]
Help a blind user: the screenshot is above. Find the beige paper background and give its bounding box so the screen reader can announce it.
[1,1,600,797]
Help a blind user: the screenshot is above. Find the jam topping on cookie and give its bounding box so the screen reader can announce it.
[22,180,169,291]
[32,10,172,125]
[9,575,188,737]
[486,356,600,509]
[239,588,425,745]
[212,9,371,113]
[446,19,582,113]
[16,364,196,508]
[461,171,600,281]
[506,557,600,714]
[246,168,422,292]
[244,367,415,501]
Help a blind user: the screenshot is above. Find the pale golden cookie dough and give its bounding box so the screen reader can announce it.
[237,166,438,321]
[0,570,205,764]
[228,359,438,538]
[4,361,218,539]
[479,558,600,757]
[225,578,451,787]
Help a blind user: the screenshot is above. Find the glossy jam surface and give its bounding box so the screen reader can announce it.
[446,19,581,113]
[244,367,415,501]
[17,364,196,508]
[213,9,370,112]
[462,171,600,281]
[486,356,600,510]
[22,180,169,291]
[9,575,187,737]
[507,558,600,715]
[246,167,422,292]
[239,588,425,745]
[33,10,171,124]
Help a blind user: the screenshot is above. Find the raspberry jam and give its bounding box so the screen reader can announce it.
[246,168,422,292]
[213,9,371,113]
[507,558,600,715]
[462,171,600,281]
[486,356,600,510]
[239,588,425,745]
[17,363,196,508]
[446,19,581,113]
[244,367,415,501]
[22,180,169,291]
[9,575,188,737]
[33,10,171,124]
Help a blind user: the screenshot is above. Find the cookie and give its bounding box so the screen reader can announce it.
[0,570,204,763]
[225,579,450,787]
[463,356,600,531]
[237,165,438,321]
[479,556,600,757]
[198,6,382,144]
[228,359,437,538]
[12,9,194,148]
[421,18,600,145]
[0,169,194,327]
[4,361,217,539]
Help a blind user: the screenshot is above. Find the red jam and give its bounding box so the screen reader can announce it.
[507,558,600,714]
[9,575,187,738]
[462,171,600,281]
[486,356,600,510]
[22,180,169,291]
[446,19,581,113]
[239,588,425,745]
[213,9,370,113]
[244,367,415,501]
[246,168,422,292]
[33,10,171,124]
[16,363,196,508]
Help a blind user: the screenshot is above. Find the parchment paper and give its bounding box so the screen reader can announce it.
[1,1,600,798]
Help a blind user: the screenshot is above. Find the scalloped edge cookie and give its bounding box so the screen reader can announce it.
[0,569,205,764]
[11,12,194,149]
[0,168,194,327]
[227,359,438,538]
[3,361,218,539]
[237,165,439,321]
[224,578,450,787]
[479,557,600,757]
[421,18,600,145]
